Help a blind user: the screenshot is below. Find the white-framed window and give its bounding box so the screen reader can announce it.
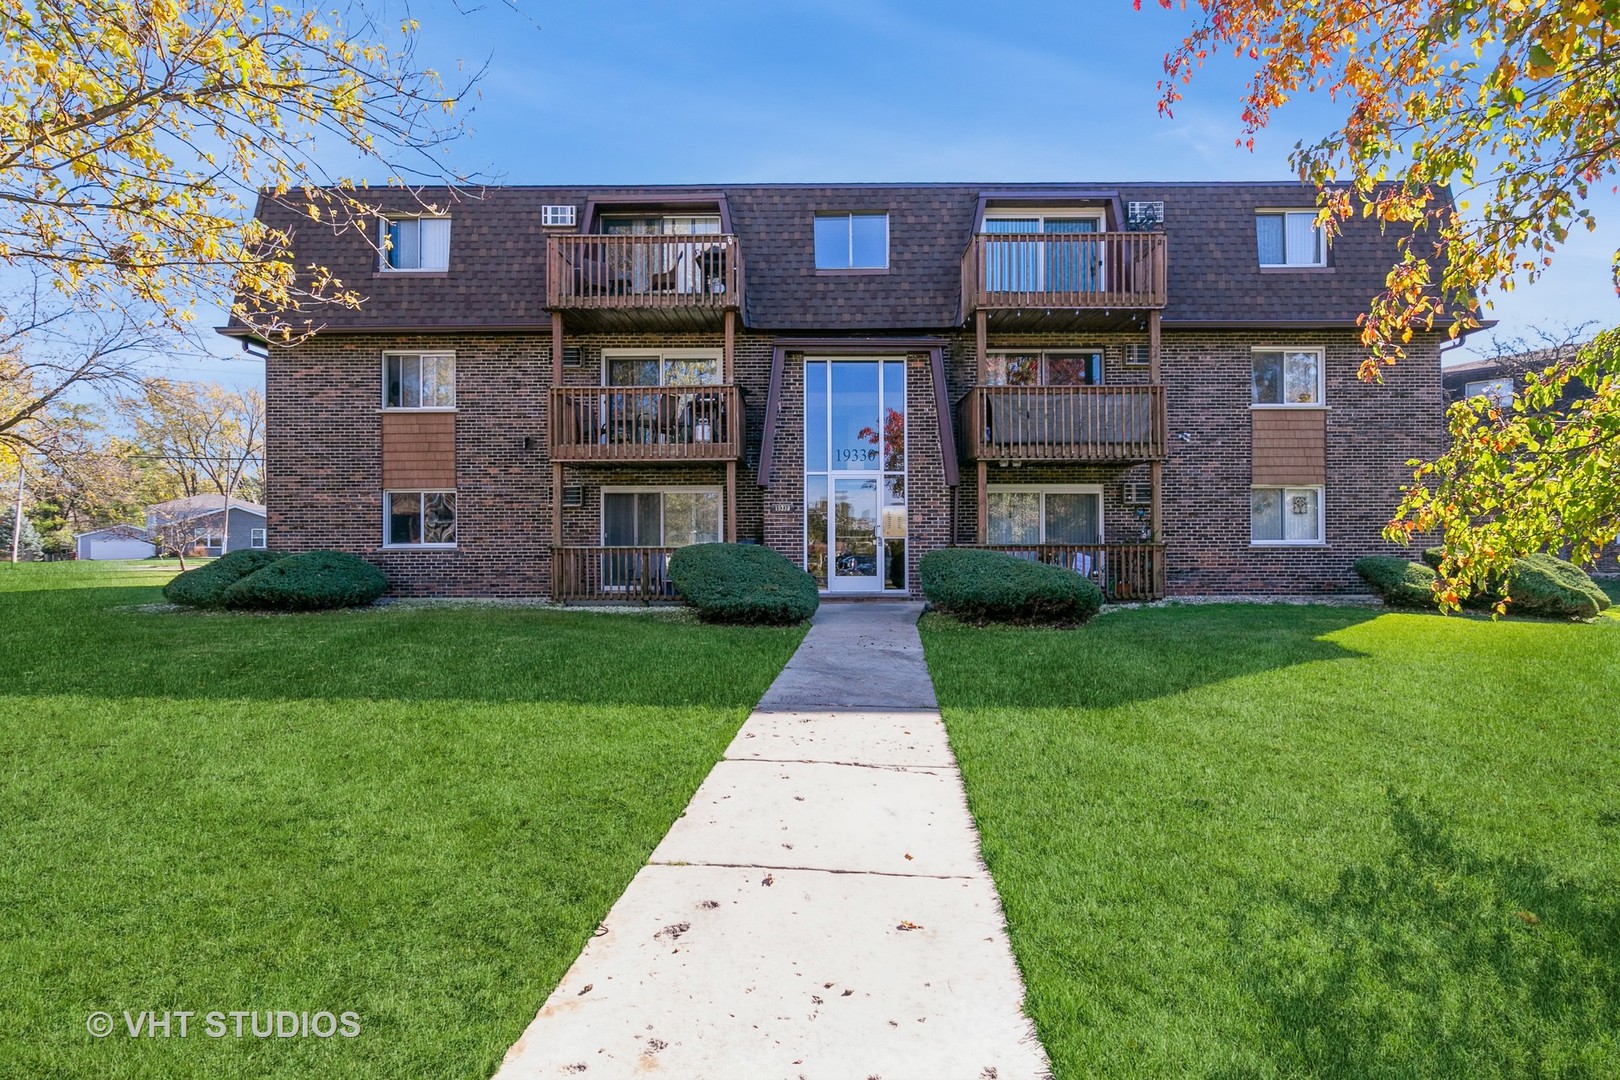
[814,212,889,270]
[384,352,456,410]
[1251,486,1324,545]
[249,528,267,549]
[380,216,451,272]
[1464,377,1515,410]
[385,490,456,548]
[1256,210,1326,267]
[1252,347,1324,406]
[986,485,1104,546]
[601,488,722,547]
[985,349,1103,387]
[602,348,722,387]
[197,530,223,551]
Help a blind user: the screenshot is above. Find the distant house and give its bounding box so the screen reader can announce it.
[74,524,158,561]
[1442,345,1587,409]
[145,495,268,556]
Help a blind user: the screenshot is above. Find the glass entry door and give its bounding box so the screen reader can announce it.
[805,358,907,593]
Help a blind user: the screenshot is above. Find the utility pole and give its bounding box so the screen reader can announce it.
[10,456,24,564]
[220,477,232,556]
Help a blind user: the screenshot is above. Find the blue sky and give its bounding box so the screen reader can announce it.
[189,0,1618,389]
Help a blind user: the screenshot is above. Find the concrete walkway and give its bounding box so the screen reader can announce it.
[492,603,1050,1080]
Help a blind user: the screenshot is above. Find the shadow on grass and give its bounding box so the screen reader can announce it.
[923,603,1379,711]
[1224,792,1620,1078]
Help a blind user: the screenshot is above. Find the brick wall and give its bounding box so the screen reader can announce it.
[266,325,1444,598]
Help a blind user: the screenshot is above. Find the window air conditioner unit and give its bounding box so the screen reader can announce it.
[1125,343,1152,367]
[1126,201,1165,230]
[541,205,577,227]
[1123,481,1154,506]
[562,486,584,508]
[562,346,583,369]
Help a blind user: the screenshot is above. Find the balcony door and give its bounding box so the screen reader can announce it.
[805,359,907,593]
[983,213,1103,294]
[600,215,722,295]
[600,489,721,590]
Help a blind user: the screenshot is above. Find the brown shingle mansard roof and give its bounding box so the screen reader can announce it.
[224,182,1447,337]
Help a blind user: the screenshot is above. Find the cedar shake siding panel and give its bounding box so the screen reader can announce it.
[1251,409,1327,485]
[381,412,456,489]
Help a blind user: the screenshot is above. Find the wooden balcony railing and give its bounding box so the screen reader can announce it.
[962,232,1166,313]
[547,234,741,311]
[970,543,1166,601]
[959,385,1166,462]
[552,546,677,603]
[550,385,743,462]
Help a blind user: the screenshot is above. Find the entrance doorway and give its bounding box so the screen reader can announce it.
[804,358,907,593]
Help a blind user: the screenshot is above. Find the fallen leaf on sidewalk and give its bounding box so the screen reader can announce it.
[897,920,923,931]
[577,984,592,996]
[762,874,774,887]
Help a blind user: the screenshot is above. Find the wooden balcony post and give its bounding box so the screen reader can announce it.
[975,310,988,383]
[1148,309,1161,383]
[551,463,563,546]
[726,461,737,542]
[1151,461,1164,544]
[551,312,564,383]
[723,309,735,383]
[976,461,988,544]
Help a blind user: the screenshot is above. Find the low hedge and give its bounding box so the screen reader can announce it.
[668,543,819,625]
[1420,547,1610,618]
[163,549,287,608]
[1508,553,1611,619]
[220,550,388,612]
[1354,556,1438,608]
[919,548,1104,626]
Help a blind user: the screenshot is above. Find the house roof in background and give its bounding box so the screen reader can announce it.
[226,181,1458,337]
[148,494,268,519]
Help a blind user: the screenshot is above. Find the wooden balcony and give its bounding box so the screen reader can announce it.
[546,234,742,331]
[962,231,1166,331]
[550,385,744,463]
[970,543,1166,601]
[552,546,677,603]
[959,385,1166,463]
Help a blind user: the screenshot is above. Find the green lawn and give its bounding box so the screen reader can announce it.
[921,603,1620,1079]
[0,561,803,1079]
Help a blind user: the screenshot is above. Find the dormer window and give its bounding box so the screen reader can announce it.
[814,212,888,270]
[1256,210,1325,268]
[381,215,451,272]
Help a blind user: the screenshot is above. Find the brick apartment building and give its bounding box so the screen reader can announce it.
[223,182,1451,600]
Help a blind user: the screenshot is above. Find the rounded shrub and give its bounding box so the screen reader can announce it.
[919,548,1104,626]
[220,550,387,611]
[1418,547,1608,617]
[668,543,819,625]
[1507,553,1611,619]
[1353,556,1438,608]
[163,548,288,608]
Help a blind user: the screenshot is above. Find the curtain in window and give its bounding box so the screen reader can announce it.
[1043,217,1099,292]
[1284,213,1320,265]
[1284,489,1320,542]
[418,219,451,270]
[1250,488,1283,543]
[1044,493,1101,545]
[1256,215,1286,265]
[984,217,1040,292]
[987,491,1041,545]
